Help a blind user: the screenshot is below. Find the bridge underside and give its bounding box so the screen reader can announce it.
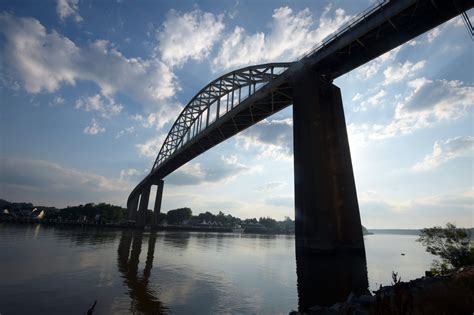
[128,72,365,255]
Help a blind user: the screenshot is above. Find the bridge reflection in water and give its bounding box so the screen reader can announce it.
[117,230,165,314]
[117,231,368,312]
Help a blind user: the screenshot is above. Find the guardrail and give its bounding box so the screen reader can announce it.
[298,0,390,61]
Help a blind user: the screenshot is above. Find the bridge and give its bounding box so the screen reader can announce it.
[127,0,473,254]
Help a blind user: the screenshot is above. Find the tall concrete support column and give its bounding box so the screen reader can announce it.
[127,194,139,221]
[152,180,164,227]
[292,70,364,253]
[136,184,151,227]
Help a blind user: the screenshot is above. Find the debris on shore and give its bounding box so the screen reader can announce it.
[290,266,474,314]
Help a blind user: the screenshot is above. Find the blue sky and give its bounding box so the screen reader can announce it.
[0,0,472,228]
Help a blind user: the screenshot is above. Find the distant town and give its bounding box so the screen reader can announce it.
[0,199,296,234]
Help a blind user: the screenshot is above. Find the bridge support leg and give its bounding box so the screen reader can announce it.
[127,194,139,221]
[292,71,365,253]
[136,184,151,227]
[152,180,164,227]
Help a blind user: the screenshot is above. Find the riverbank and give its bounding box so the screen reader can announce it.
[0,217,286,234]
[291,266,474,314]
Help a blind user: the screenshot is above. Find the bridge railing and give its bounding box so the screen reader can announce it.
[298,0,390,62]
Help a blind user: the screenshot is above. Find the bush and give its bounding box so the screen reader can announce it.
[418,223,473,274]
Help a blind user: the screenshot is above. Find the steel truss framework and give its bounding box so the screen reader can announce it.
[127,62,295,209]
[153,63,293,170]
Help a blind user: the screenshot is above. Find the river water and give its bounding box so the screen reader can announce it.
[0,223,435,314]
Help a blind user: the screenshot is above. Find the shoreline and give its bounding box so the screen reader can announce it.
[291,266,474,314]
[0,217,294,235]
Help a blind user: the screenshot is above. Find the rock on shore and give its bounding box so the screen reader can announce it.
[290,266,474,314]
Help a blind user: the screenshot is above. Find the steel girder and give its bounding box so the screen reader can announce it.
[152,63,293,170]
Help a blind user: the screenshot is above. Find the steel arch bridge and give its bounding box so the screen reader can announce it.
[127,0,473,242]
[153,62,294,170]
[127,62,296,212]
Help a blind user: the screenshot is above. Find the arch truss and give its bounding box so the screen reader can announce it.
[152,62,293,171]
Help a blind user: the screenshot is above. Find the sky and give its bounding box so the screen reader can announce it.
[0,0,472,228]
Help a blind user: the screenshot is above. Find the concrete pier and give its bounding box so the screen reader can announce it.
[296,249,368,309]
[127,194,139,221]
[291,70,365,253]
[136,184,151,227]
[152,180,164,227]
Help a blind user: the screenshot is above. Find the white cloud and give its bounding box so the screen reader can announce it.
[83,118,105,135]
[212,5,351,70]
[0,157,130,207]
[237,118,293,160]
[119,168,142,181]
[379,78,473,137]
[0,13,179,120]
[56,0,83,23]
[355,89,386,111]
[265,195,294,208]
[157,9,225,67]
[75,94,123,118]
[347,123,371,148]
[49,96,65,107]
[359,188,473,228]
[132,104,183,130]
[427,27,441,43]
[351,93,362,102]
[256,181,287,192]
[412,136,474,171]
[136,134,167,158]
[115,126,135,139]
[402,78,473,117]
[166,155,257,186]
[355,47,400,80]
[383,60,425,85]
[366,89,386,106]
[414,188,474,211]
[213,26,264,70]
[350,78,473,142]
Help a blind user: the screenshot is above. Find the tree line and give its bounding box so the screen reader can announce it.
[1,199,381,235]
[0,199,294,232]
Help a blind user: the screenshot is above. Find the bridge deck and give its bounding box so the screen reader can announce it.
[131,0,473,197]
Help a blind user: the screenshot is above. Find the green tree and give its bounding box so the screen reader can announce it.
[259,217,277,230]
[198,211,216,222]
[167,207,192,224]
[157,212,167,223]
[278,216,294,234]
[417,223,473,273]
